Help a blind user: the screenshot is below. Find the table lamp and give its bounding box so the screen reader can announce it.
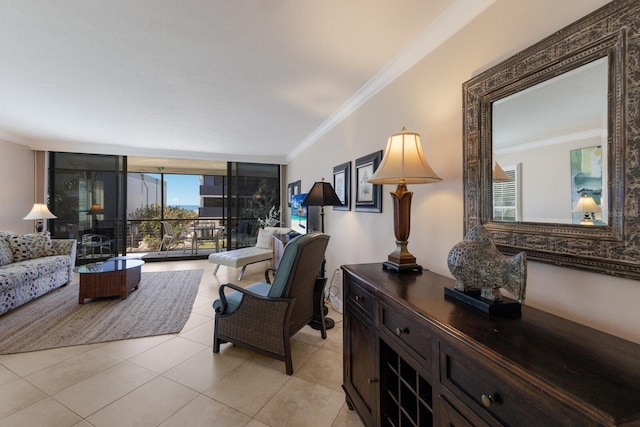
[572,194,601,225]
[493,162,512,182]
[88,203,104,231]
[23,203,57,232]
[368,127,442,272]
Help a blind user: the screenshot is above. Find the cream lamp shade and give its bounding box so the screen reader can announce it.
[493,162,512,182]
[572,195,601,213]
[23,203,57,220]
[368,128,442,185]
[23,203,57,232]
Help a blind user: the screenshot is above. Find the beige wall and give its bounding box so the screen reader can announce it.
[287,0,640,344]
[0,139,36,234]
[496,134,606,223]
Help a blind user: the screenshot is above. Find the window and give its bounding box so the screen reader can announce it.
[493,163,521,222]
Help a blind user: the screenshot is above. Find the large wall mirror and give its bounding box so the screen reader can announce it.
[463,0,640,279]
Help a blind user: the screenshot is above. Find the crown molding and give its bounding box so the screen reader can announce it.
[287,0,496,162]
[0,130,33,146]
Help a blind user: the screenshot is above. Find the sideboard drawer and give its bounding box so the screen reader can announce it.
[347,278,377,322]
[440,343,596,427]
[381,302,433,372]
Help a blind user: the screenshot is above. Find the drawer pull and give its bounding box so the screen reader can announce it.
[481,394,496,408]
[395,327,409,335]
[367,378,378,384]
[354,295,363,302]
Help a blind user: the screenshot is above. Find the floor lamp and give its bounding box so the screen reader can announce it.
[302,178,342,330]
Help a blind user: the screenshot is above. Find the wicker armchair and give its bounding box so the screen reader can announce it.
[212,232,329,375]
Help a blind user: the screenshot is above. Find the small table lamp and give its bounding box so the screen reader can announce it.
[493,162,512,182]
[23,203,57,232]
[88,203,104,231]
[368,127,442,272]
[572,194,601,225]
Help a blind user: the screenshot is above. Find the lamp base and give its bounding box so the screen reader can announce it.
[382,261,423,273]
[308,277,335,331]
[309,316,335,330]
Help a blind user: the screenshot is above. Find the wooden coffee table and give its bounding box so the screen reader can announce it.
[76,258,145,304]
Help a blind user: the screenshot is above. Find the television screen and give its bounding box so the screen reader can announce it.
[291,193,307,234]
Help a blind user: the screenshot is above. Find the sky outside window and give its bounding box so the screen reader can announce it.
[164,174,200,208]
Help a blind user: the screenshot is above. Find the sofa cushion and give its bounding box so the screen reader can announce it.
[0,230,17,240]
[8,232,57,261]
[0,238,13,266]
[0,264,36,293]
[256,227,292,249]
[256,228,277,249]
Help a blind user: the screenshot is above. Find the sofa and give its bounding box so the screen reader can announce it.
[0,230,77,316]
[208,226,291,280]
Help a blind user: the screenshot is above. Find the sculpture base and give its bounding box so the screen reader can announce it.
[444,287,521,316]
[382,261,423,273]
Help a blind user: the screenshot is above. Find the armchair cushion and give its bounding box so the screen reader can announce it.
[267,234,303,298]
[213,281,271,314]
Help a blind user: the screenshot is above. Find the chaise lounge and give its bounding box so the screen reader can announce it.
[208,226,290,280]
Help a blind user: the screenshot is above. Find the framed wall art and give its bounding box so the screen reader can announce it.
[287,180,301,207]
[355,151,382,213]
[333,162,350,211]
[290,193,307,234]
[570,145,603,224]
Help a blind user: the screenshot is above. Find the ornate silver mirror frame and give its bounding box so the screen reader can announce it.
[463,0,640,279]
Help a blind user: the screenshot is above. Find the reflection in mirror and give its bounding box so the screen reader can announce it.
[492,57,608,225]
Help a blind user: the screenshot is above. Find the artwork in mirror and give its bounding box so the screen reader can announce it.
[492,58,608,225]
[463,0,640,280]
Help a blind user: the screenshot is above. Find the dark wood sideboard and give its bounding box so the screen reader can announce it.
[341,263,640,426]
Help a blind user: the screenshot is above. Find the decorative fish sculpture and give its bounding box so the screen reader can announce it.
[447,225,527,303]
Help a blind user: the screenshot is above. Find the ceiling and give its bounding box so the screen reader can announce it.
[493,57,608,153]
[0,0,494,167]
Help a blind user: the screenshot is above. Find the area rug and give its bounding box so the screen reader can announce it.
[0,269,203,354]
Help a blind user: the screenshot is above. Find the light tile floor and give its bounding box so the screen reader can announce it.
[0,259,364,427]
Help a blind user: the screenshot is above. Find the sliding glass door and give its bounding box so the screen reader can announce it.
[126,172,202,257]
[49,153,280,262]
[227,162,280,249]
[48,153,125,264]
